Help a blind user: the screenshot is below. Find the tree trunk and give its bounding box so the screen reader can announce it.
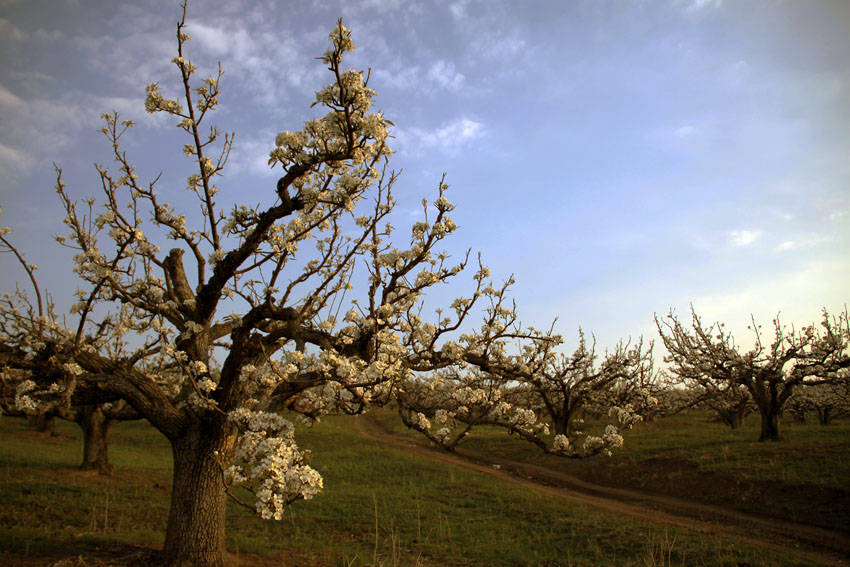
[758,409,782,441]
[722,408,745,429]
[77,405,116,474]
[553,412,569,436]
[817,407,833,425]
[552,398,583,436]
[30,412,57,435]
[162,426,231,567]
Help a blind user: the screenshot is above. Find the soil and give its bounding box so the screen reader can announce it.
[353,415,850,567]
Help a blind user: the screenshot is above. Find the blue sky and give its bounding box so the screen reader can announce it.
[1,0,848,352]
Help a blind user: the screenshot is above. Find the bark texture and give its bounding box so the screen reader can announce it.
[77,405,116,474]
[30,412,58,436]
[758,410,782,442]
[162,426,231,567]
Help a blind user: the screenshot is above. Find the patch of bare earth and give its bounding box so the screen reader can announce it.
[354,416,850,567]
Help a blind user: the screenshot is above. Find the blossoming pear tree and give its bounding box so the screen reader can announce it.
[656,307,850,441]
[671,368,754,429]
[0,6,644,566]
[394,323,655,457]
[785,380,850,425]
[524,331,656,439]
[0,225,148,473]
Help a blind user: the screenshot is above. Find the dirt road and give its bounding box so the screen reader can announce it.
[354,416,850,567]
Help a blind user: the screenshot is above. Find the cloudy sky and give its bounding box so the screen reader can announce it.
[1,0,848,352]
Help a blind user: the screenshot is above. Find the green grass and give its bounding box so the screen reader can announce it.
[0,412,836,566]
[0,417,171,558]
[371,408,850,530]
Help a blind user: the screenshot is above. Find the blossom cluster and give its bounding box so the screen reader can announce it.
[225,408,323,520]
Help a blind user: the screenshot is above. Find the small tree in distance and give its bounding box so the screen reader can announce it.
[0,240,142,474]
[660,365,754,429]
[656,307,850,441]
[786,381,850,425]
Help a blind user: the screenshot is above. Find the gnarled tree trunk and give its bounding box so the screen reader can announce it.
[758,408,782,441]
[751,378,789,442]
[162,425,233,567]
[30,412,58,436]
[77,405,116,474]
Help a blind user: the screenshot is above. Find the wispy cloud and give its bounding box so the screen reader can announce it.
[426,60,465,90]
[227,134,277,178]
[0,83,23,108]
[775,237,828,253]
[0,17,65,45]
[0,142,34,178]
[393,117,484,155]
[728,229,761,247]
[678,0,724,13]
[189,21,230,57]
[674,125,698,138]
[449,0,471,20]
[0,80,141,177]
[470,31,527,60]
[374,59,466,93]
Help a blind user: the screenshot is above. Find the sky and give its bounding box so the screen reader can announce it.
[1,0,848,355]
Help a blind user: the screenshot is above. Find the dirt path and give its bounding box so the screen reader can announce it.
[354,416,850,567]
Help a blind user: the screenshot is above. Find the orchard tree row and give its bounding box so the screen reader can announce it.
[0,4,847,567]
[656,308,850,440]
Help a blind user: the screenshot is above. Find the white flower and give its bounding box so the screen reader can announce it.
[62,362,84,377]
[413,412,431,431]
[208,249,226,265]
[553,434,570,452]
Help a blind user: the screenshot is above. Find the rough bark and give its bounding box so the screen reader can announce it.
[758,409,782,442]
[77,405,116,474]
[553,412,570,436]
[162,424,232,567]
[30,412,57,436]
[552,403,583,436]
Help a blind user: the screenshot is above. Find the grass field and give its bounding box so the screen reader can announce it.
[0,410,845,566]
[371,409,850,530]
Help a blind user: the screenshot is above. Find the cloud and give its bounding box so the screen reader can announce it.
[374,58,466,93]
[358,0,410,11]
[677,0,724,12]
[0,142,35,177]
[449,0,470,20]
[426,60,465,90]
[0,17,28,43]
[394,117,484,154]
[0,82,141,178]
[470,31,527,60]
[73,5,324,113]
[775,237,828,253]
[674,125,698,138]
[645,120,711,148]
[728,229,761,247]
[189,22,231,57]
[0,83,23,108]
[227,134,277,178]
